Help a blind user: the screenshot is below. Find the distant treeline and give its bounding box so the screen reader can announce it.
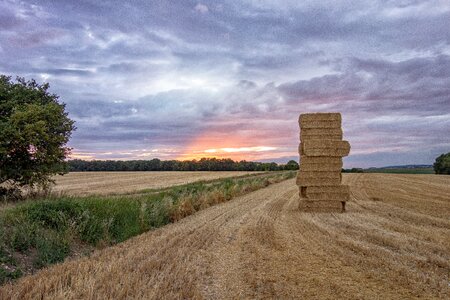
[68,158,300,172]
[342,168,364,173]
[342,167,435,174]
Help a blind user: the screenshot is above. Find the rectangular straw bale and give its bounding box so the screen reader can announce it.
[297,171,341,179]
[299,120,341,129]
[300,133,343,142]
[300,128,343,141]
[296,172,341,186]
[300,140,350,157]
[305,185,349,194]
[300,157,343,164]
[299,113,341,123]
[299,156,343,171]
[299,145,304,156]
[301,128,343,135]
[303,140,350,150]
[300,162,342,171]
[296,177,341,186]
[302,148,349,157]
[300,186,307,198]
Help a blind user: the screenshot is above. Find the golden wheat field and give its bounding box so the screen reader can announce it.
[50,171,262,196]
[1,174,450,299]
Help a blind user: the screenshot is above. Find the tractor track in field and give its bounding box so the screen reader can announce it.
[1,174,450,299]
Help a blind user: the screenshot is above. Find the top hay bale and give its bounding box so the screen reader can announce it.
[299,113,342,123]
[299,113,342,129]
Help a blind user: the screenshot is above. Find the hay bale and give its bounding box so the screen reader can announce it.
[302,140,350,150]
[296,172,342,186]
[299,120,341,129]
[300,134,343,142]
[304,185,350,194]
[300,156,343,171]
[300,140,350,157]
[300,128,343,137]
[299,145,304,156]
[300,128,343,141]
[300,157,343,164]
[300,186,307,198]
[299,113,341,123]
[296,177,341,186]
[300,162,343,171]
[299,190,350,201]
[297,171,341,179]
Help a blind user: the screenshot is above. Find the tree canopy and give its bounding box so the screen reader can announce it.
[68,158,298,172]
[433,152,450,175]
[0,75,75,192]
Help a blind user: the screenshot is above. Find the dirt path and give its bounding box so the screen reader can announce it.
[2,174,450,299]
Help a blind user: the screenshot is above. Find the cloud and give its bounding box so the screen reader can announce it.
[0,0,449,166]
[194,3,209,14]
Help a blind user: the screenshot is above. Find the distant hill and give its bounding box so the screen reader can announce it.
[364,165,434,174]
[367,164,433,170]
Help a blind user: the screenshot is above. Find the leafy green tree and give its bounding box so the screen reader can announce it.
[0,76,75,193]
[433,152,450,175]
[284,160,299,170]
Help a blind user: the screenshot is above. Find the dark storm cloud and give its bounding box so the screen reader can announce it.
[1,0,449,165]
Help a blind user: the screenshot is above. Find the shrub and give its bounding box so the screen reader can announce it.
[34,230,70,268]
[77,198,142,244]
[23,199,82,231]
[143,196,173,228]
[433,152,450,175]
[9,221,38,252]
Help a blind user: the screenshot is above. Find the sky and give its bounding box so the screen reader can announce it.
[1,0,449,167]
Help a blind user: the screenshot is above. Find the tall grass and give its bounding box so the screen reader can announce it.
[0,171,295,284]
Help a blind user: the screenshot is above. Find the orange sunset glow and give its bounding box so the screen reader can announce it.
[177,133,278,161]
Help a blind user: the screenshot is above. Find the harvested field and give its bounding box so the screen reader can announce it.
[2,174,450,299]
[51,171,262,196]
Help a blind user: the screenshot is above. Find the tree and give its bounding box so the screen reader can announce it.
[284,160,299,170]
[0,75,75,194]
[433,152,450,175]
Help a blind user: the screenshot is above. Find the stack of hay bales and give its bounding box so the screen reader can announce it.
[297,113,350,212]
